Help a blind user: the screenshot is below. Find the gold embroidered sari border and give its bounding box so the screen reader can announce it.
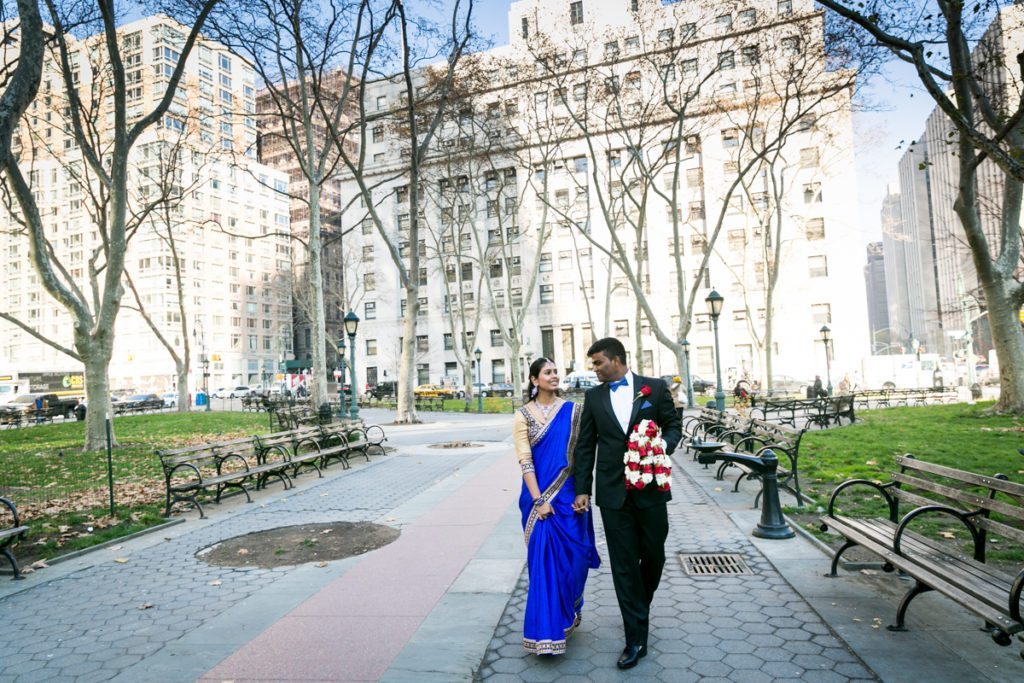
[523,403,583,546]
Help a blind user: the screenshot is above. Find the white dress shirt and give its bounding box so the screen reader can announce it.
[609,370,635,434]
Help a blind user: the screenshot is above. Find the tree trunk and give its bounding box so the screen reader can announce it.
[307,183,329,407]
[395,283,420,423]
[176,360,191,412]
[80,342,115,451]
[975,275,1024,413]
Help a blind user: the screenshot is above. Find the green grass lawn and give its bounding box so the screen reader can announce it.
[787,401,1024,565]
[0,412,269,564]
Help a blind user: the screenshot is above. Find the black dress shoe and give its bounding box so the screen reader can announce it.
[616,644,647,669]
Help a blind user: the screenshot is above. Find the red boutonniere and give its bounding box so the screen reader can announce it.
[634,385,652,402]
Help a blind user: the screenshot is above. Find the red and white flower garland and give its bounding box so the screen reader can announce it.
[624,419,671,491]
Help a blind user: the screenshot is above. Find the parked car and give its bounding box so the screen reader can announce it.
[0,393,79,421]
[162,392,178,408]
[229,385,252,398]
[413,384,443,398]
[369,381,398,400]
[123,393,164,411]
[483,382,515,398]
[769,375,810,396]
[211,387,230,399]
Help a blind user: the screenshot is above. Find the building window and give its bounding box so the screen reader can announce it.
[738,8,757,26]
[718,51,735,70]
[490,329,503,347]
[781,36,800,57]
[521,16,529,38]
[806,218,825,240]
[741,46,760,66]
[540,284,555,304]
[417,363,430,385]
[443,333,453,350]
[614,320,629,338]
[416,335,429,352]
[812,303,832,325]
[366,339,378,355]
[363,273,375,291]
[803,182,822,203]
[364,301,376,320]
[778,0,793,16]
[716,14,733,32]
[809,255,828,278]
[722,128,740,148]
[570,1,583,25]
[800,146,820,168]
[539,252,553,272]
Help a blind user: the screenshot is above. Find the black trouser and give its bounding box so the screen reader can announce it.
[600,495,669,648]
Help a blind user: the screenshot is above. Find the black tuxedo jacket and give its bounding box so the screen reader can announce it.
[573,374,682,510]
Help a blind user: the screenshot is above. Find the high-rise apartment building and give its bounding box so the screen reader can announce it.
[256,73,353,373]
[336,0,868,391]
[0,16,293,392]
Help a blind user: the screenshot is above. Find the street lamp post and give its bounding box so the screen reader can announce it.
[705,290,725,411]
[474,347,483,414]
[344,311,360,420]
[336,336,347,417]
[681,339,695,409]
[819,325,833,396]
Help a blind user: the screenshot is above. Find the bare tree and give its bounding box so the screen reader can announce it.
[818,0,1024,413]
[330,0,478,423]
[206,0,394,408]
[0,1,220,449]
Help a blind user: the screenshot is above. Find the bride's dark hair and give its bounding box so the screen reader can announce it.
[526,357,558,403]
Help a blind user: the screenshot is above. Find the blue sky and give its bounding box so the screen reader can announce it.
[467,0,935,245]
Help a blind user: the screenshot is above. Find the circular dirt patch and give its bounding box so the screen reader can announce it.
[429,440,483,449]
[196,522,400,568]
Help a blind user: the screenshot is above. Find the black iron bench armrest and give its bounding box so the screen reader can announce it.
[165,462,204,487]
[825,479,898,520]
[0,497,21,529]
[1010,567,1024,624]
[893,505,983,561]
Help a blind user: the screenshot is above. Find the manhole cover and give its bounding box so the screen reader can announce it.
[196,522,400,568]
[679,553,754,576]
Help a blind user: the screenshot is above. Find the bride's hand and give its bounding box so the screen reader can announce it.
[535,500,554,520]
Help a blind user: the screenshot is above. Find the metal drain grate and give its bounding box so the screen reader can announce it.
[679,553,755,576]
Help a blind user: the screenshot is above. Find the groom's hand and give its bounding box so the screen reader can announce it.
[572,494,590,513]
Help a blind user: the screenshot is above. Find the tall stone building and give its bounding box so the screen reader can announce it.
[0,16,292,393]
[863,242,889,352]
[337,0,868,392]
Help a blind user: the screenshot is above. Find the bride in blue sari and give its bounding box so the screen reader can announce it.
[512,357,600,655]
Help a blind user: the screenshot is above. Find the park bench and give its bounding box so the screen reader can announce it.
[1,497,27,580]
[806,395,856,428]
[253,427,329,478]
[156,438,292,518]
[317,422,388,467]
[714,418,806,507]
[749,397,824,427]
[681,406,735,444]
[854,387,960,411]
[820,455,1024,655]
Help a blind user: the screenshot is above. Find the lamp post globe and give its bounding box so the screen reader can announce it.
[705,289,726,411]
[344,311,360,420]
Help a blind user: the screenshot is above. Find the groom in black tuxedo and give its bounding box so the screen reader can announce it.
[573,337,682,669]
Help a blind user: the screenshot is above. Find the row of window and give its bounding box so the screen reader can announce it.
[528,1,795,42]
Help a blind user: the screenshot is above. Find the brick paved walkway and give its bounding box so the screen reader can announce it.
[0,445,485,683]
[476,467,879,682]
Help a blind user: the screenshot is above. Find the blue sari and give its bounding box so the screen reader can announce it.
[520,401,600,655]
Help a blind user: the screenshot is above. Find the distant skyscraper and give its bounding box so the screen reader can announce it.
[864,242,889,351]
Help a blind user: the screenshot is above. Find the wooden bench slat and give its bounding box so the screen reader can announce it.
[897,456,1024,498]
[892,473,1024,522]
[825,516,1018,629]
